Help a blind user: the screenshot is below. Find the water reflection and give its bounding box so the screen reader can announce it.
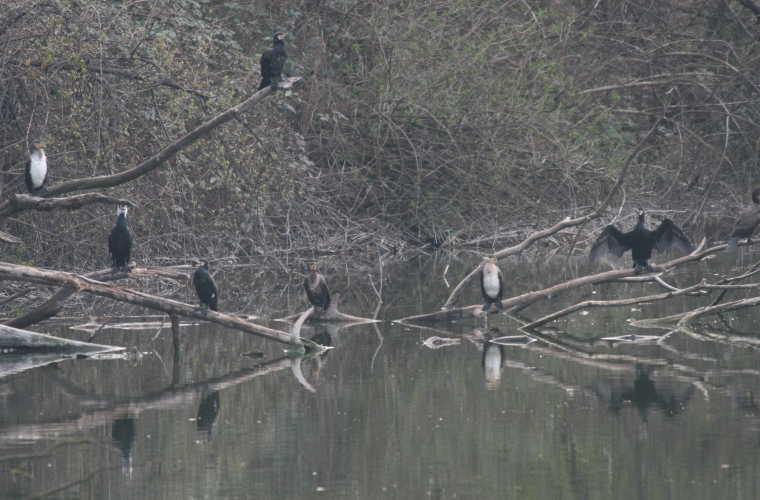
[196,391,220,438]
[592,364,695,420]
[111,415,136,479]
[2,253,760,498]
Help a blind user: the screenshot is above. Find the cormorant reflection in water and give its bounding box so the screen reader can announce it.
[592,364,695,420]
[196,390,221,438]
[111,415,136,479]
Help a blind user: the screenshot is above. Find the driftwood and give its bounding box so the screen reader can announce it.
[0,262,299,345]
[397,238,723,324]
[440,118,662,309]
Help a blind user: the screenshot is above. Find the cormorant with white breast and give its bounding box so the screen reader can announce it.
[304,263,330,311]
[727,187,760,250]
[25,142,48,194]
[258,32,287,90]
[590,209,693,274]
[108,205,133,272]
[480,257,504,313]
[193,260,218,311]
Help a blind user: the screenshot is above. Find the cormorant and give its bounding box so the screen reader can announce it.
[727,187,760,250]
[25,142,48,194]
[258,32,287,90]
[304,262,330,311]
[480,257,504,313]
[108,205,133,272]
[193,260,218,311]
[590,209,694,274]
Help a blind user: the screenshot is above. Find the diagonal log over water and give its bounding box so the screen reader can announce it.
[0,262,297,345]
[397,238,730,324]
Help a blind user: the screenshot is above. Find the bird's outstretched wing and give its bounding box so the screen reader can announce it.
[590,225,628,262]
[653,219,694,254]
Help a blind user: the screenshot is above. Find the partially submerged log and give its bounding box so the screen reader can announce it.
[0,262,298,346]
[7,265,190,329]
[397,238,721,324]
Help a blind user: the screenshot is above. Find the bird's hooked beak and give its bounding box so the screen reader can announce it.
[275,32,287,41]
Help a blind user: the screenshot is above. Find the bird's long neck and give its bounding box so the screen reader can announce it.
[273,40,285,52]
[117,214,128,227]
[31,149,45,161]
[636,212,646,229]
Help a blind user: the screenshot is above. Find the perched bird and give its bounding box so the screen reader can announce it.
[480,257,504,313]
[304,263,330,311]
[108,205,133,272]
[727,187,760,250]
[193,260,218,311]
[258,32,287,90]
[590,209,694,274]
[25,142,48,194]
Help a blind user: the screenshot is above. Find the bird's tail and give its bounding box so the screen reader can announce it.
[727,238,738,251]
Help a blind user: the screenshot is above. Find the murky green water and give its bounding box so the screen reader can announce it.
[2,250,760,499]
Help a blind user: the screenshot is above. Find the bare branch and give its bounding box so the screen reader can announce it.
[0,78,300,206]
[0,193,136,218]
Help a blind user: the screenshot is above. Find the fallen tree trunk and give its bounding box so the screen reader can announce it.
[7,265,190,329]
[0,262,297,345]
[397,238,723,324]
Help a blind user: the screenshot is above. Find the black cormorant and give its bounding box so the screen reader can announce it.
[258,32,287,90]
[25,142,48,193]
[108,205,133,272]
[590,209,694,274]
[193,260,218,311]
[727,187,760,250]
[304,262,330,311]
[480,257,504,313]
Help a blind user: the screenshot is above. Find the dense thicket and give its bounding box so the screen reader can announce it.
[2,0,760,269]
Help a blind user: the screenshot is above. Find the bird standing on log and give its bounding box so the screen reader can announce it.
[590,209,694,274]
[480,257,504,313]
[193,260,218,312]
[304,263,330,311]
[727,187,760,250]
[25,142,48,194]
[258,32,287,90]
[108,206,133,272]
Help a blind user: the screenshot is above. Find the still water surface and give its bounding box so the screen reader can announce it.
[1,252,760,499]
